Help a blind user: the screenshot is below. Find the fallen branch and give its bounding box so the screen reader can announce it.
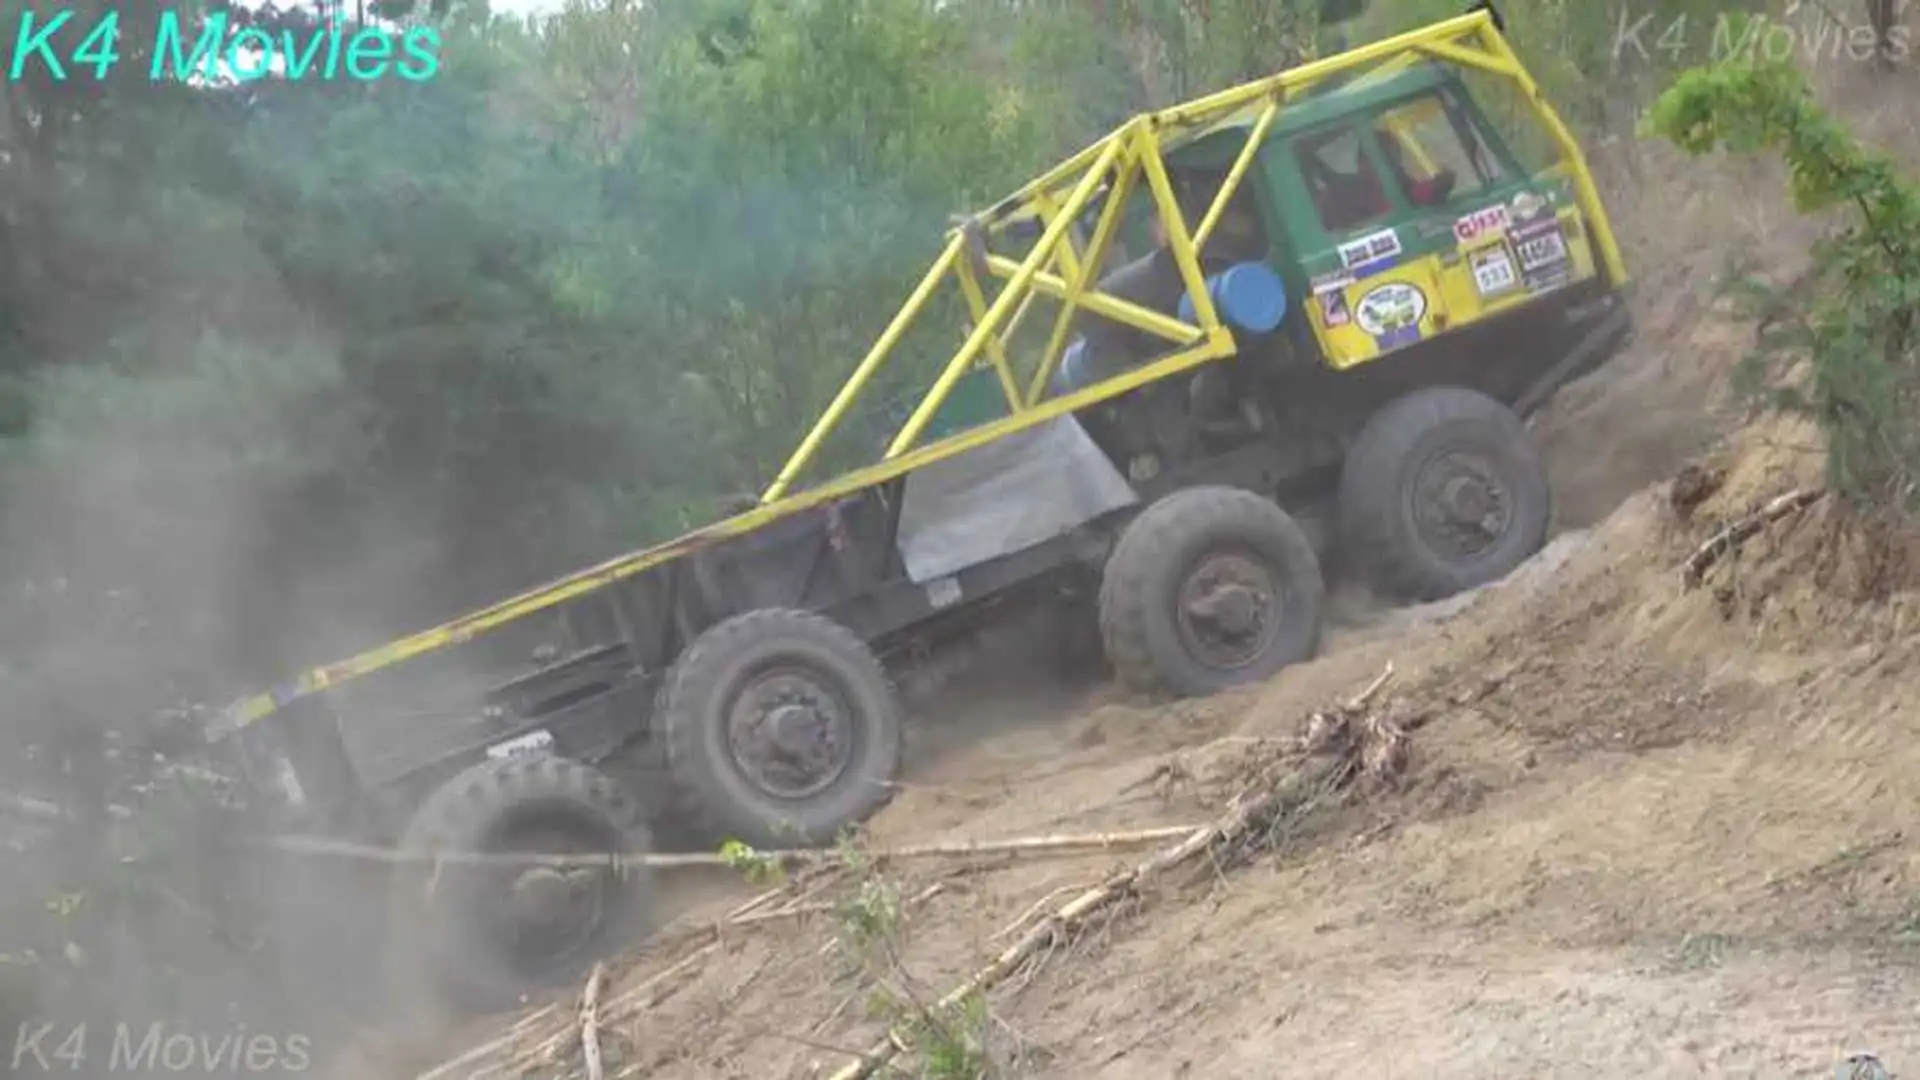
[416,1003,561,1080]
[579,963,606,1080]
[264,824,1203,872]
[1681,487,1826,588]
[490,883,947,1079]
[825,666,1402,1080]
[416,884,796,1080]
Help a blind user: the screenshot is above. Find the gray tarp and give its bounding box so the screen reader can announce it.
[895,415,1139,584]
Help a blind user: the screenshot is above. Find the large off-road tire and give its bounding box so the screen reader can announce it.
[386,754,653,1014]
[1337,386,1551,603]
[657,609,902,849]
[1098,485,1325,697]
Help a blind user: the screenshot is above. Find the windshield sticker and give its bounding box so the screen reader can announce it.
[1355,281,1426,349]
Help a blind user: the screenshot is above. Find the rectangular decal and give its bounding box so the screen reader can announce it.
[1469,245,1518,297]
[1337,227,1401,271]
[1311,270,1355,295]
[1514,220,1572,292]
[1514,229,1568,274]
[1320,289,1351,327]
[1512,221,1574,286]
[487,728,554,760]
[1452,205,1509,243]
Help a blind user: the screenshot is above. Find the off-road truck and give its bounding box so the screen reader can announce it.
[205,0,1632,1012]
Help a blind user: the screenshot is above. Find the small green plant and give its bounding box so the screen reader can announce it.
[1645,59,1920,518]
[825,837,994,1077]
[831,837,902,968]
[718,838,787,887]
[896,990,992,1080]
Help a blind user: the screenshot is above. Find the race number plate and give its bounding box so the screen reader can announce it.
[1514,229,1567,272]
[1470,246,1518,296]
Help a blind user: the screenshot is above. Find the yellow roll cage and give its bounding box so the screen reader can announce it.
[214,7,1623,737]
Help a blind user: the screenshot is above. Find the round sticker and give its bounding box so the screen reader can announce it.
[1510,190,1546,221]
[1354,282,1427,337]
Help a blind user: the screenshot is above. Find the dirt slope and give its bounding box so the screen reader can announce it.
[369,52,1920,1080]
[384,402,1920,1080]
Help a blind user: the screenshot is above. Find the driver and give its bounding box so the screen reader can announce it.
[1380,131,1453,207]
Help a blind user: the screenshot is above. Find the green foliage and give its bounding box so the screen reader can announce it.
[896,990,992,1080]
[1361,0,1781,136]
[720,838,787,886]
[1646,59,1920,514]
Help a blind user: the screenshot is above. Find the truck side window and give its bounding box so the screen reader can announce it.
[1169,166,1267,263]
[1372,91,1505,207]
[1295,125,1392,235]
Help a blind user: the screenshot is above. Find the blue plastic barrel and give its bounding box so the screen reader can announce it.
[1177,262,1288,334]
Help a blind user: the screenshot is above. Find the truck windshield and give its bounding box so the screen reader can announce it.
[1372,90,1506,207]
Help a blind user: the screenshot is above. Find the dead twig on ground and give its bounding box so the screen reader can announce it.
[1681,487,1826,588]
[580,963,606,1080]
[486,882,950,1079]
[825,666,1404,1080]
[265,824,1204,871]
[418,886,805,1080]
[416,1004,561,1080]
[428,671,1405,1080]
[991,882,1093,943]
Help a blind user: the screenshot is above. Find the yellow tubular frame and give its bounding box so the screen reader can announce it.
[215,8,1626,737]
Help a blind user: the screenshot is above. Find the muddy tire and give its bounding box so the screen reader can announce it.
[1337,386,1551,603]
[657,609,901,849]
[1098,485,1324,697]
[386,754,653,1014]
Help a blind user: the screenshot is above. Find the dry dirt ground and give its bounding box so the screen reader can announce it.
[351,51,1920,1080]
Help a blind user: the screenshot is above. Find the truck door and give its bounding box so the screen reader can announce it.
[1287,120,1447,370]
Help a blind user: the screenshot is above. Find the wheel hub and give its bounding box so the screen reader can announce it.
[508,866,586,925]
[767,702,829,756]
[727,669,854,801]
[1186,582,1260,634]
[1441,474,1492,523]
[475,820,615,971]
[1410,448,1513,560]
[1175,551,1281,670]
